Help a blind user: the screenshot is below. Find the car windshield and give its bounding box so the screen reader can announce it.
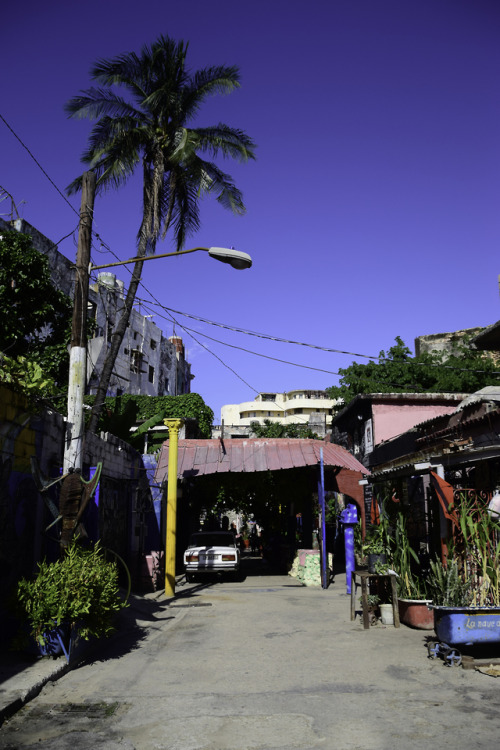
[189,533,235,548]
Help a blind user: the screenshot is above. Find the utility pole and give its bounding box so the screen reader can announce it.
[64,171,96,473]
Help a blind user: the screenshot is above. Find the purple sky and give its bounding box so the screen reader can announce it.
[2,0,499,423]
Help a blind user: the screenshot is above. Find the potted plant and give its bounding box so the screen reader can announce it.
[428,490,500,651]
[362,518,392,573]
[15,540,125,659]
[427,557,472,607]
[392,514,433,629]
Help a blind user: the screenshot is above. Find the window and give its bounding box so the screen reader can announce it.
[149,365,155,383]
[130,349,143,374]
[150,339,157,350]
[364,419,374,454]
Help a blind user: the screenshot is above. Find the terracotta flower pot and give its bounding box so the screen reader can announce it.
[398,599,434,630]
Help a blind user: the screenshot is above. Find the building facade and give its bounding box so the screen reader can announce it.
[87,272,192,398]
[220,390,338,437]
[3,218,192,399]
[330,392,468,471]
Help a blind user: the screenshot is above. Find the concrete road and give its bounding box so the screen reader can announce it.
[1,565,500,750]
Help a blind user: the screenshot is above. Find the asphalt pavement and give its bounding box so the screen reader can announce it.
[0,587,169,726]
[1,556,500,749]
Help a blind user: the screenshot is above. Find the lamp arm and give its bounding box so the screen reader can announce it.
[90,247,209,271]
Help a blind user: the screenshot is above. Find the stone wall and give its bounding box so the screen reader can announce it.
[415,327,486,357]
[0,385,156,636]
[0,385,63,588]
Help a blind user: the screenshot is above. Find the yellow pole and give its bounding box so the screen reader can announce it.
[164,418,184,598]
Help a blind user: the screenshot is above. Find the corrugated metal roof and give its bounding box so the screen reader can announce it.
[415,405,500,446]
[154,438,370,483]
[471,320,500,351]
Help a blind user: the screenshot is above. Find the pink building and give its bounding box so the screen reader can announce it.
[330,393,468,470]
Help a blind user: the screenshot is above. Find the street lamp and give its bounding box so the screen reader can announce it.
[90,245,252,271]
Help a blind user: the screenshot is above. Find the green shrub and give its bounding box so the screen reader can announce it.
[16,541,124,645]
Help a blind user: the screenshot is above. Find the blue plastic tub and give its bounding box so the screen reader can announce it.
[433,606,500,646]
[37,622,73,662]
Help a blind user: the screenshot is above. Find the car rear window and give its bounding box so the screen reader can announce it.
[189,533,235,548]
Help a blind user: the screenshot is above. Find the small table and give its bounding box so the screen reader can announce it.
[350,570,400,629]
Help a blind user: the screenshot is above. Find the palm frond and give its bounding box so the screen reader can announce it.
[65,88,143,121]
[183,65,241,118]
[91,51,144,87]
[193,159,246,215]
[192,124,256,161]
[168,175,201,250]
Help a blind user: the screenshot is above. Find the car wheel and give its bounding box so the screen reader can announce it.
[186,573,196,583]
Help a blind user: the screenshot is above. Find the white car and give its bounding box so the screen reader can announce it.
[183,531,241,582]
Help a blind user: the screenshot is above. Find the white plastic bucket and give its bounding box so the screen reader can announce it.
[380,603,394,626]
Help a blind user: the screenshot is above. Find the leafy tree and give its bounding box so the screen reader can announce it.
[66,35,256,434]
[0,230,72,404]
[0,356,57,402]
[84,392,214,450]
[250,419,319,439]
[326,335,500,408]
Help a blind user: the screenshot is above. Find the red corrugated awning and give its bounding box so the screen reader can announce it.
[154,438,370,482]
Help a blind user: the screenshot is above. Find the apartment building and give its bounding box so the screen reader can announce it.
[220,389,337,437]
[4,218,192,398]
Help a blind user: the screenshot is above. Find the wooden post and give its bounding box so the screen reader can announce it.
[64,171,96,473]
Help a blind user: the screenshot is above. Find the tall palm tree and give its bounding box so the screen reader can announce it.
[66,35,255,434]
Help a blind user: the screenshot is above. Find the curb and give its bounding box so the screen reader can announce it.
[0,657,71,726]
[0,586,178,727]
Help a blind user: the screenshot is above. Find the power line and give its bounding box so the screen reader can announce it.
[0,113,79,217]
[0,116,345,390]
[135,299,379,360]
[88,245,261,397]
[132,297,433,392]
[135,297,500,377]
[4,113,499,396]
[0,116,276,398]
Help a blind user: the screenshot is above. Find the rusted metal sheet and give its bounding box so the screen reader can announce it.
[265,442,281,472]
[253,442,268,473]
[230,442,243,472]
[155,438,369,484]
[287,441,304,468]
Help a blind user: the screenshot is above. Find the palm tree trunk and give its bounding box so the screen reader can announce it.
[87,254,146,434]
[87,164,158,435]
